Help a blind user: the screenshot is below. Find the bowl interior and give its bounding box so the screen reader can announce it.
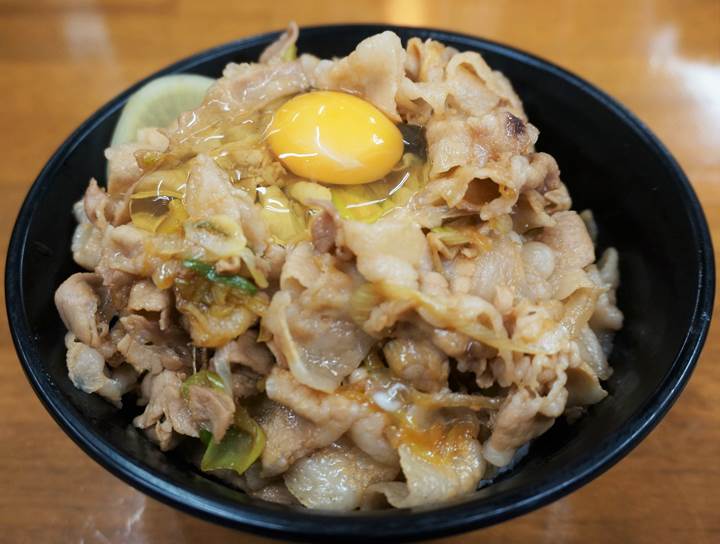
[7,25,713,540]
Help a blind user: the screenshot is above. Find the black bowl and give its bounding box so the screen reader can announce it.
[6,24,714,542]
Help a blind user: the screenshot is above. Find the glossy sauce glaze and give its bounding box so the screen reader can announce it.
[342,353,493,465]
[129,91,430,242]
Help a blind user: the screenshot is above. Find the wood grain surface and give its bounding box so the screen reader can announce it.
[1,1,718,542]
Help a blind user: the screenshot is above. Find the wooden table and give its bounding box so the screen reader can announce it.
[1,1,718,542]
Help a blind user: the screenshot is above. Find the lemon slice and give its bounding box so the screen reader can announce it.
[110,73,215,146]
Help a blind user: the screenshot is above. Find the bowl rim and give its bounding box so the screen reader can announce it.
[5,23,715,542]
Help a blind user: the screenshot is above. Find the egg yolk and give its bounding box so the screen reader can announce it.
[266,91,404,185]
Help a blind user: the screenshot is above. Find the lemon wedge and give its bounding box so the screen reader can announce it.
[110,74,215,146]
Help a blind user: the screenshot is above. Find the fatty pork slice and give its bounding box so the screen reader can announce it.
[263,243,373,393]
[127,279,172,330]
[207,58,309,118]
[284,440,399,511]
[397,37,456,124]
[539,210,595,272]
[264,367,365,434]
[383,324,449,393]
[183,154,270,255]
[212,330,274,376]
[538,210,599,301]
[365,421,485,508]
[446,234,523,302]
[104,127,169,196]
[483,382,567,467]
[589,248,624,334]
[347,411,400,468]
[302,31,406,122]
[254,399,349,478]
[258,22,299,65]
[116,314,191,375]
[210,330,275,400]
[83,178,130,227]
[133,370,197,451]
[185,384,235,442]
[96,223,150,278]
[55,272,113,351]
[71,201,104,271]
[64,333,136,407]
[341,211,432,290]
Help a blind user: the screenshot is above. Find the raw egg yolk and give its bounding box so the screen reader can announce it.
[267,91,404,185]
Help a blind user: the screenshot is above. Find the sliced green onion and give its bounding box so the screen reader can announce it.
[182,259,257,295]
[199,407,266,476]
[181,369,226,399]
[282,43,297,61]
[430,226,473,246]
[199,428,213,447]
[349,283,383,325]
